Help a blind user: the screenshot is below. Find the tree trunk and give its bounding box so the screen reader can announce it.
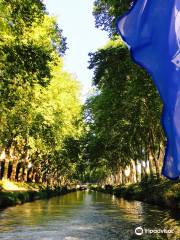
[0,161,4,180]
[121,169,125,185]
[148,149,154,178]
[10,159,18,181]
[16,162,25,182]
[135,161,139,183]
[118,168,122,185]
[141,162,145,180]
[131,160,137,183]
[157,144,164,177]
[153,156,160,179]
[32,171,37,183]
[27,168,33,182]
[3,148,11,179]
[23,163,28,182]
[3,159,9,179]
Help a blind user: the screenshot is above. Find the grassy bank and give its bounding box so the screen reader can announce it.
[0,180,75,209]
[92,179,180,210]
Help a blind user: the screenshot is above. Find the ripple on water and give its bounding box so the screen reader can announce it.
[0,191,179,240]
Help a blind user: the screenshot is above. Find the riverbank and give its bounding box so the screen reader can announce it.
[0,180,76,209]
[92,179,180,210]
[1,190,179,240]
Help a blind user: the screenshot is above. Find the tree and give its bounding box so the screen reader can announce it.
[0,0,83,187]
[84,38,164,184]
[93,0,131,36]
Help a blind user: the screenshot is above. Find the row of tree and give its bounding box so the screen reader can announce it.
[0,0,82,187]
[0,0,167,187]
[82,0,166,185]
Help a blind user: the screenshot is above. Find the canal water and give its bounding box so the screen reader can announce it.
[0,191,179,240]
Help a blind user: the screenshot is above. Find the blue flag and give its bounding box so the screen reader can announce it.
[117,0,180,179]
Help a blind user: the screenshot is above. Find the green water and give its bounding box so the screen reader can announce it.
[0,191,179,240]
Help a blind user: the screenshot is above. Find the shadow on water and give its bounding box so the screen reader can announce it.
[0,191,179,240]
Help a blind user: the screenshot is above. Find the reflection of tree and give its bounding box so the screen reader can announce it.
[0,191,85,230]
[0,192,179,240]
[137,203,179,240]
[112,196,180,240]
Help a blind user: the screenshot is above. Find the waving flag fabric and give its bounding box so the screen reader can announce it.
[117,0,180,179]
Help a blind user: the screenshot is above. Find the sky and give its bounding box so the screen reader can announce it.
[43,0,109,101]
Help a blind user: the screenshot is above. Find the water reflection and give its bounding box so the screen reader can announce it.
[0,191,179,240]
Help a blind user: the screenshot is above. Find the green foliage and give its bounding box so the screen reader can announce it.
[113,179,180,210]
[0,1,82,186]
[79,1,166,183]
[93,0,132,35]
[84,37,164,182]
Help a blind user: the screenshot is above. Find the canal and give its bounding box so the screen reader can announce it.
[0,191,179,239]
